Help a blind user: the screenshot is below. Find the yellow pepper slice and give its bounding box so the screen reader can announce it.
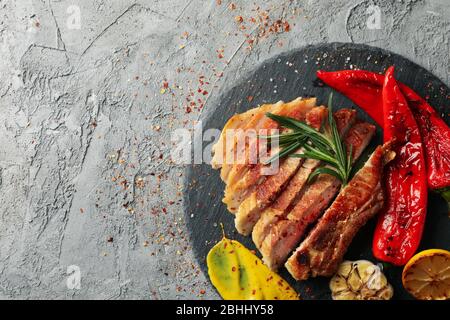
[207,235,299,300]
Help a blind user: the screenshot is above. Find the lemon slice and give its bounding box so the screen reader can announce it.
[402,249,450,300]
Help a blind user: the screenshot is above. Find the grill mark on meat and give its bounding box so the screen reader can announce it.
[285,144,393,280]
[257,122,375,270]
[235,109,356,236]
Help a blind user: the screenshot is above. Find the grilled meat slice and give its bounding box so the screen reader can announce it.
[224,105,325,213]
[252,158,321,249]
[211,106,262,170]
[222,98,316,188]
[235,109,357,235]
[262,108,358,213]
[252,109,358,249]
[257,122,375,270]
[285,144,394,280]
[218,101,283,182]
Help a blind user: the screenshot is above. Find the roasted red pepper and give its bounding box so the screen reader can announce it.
[317,70,450,191]
[372,67,428,265]
[317,70,384,125]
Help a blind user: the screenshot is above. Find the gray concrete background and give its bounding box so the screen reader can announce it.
[0,0,448,300]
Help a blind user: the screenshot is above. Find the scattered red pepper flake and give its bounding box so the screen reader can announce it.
[235,15,244,23]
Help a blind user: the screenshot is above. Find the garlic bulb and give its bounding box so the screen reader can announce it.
[330,260,393,300]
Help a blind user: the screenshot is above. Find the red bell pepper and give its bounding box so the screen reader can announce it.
[372,67,428,265]
[317,69,450,194]
[317,70,385,125]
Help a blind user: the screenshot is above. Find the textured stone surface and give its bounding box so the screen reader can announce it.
[0,0,448,299]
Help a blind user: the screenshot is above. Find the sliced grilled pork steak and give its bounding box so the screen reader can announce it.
[225,104,324,213]
[235,108,357,235]
[223,98,315,185]
[257,122,375,270]
[219,101,283,182]
[252,109,357,249]
[211,105,263,170]
[223,100,318,213]
[267,108,357,213]
[222,98,316,213]
[285,144,394,280]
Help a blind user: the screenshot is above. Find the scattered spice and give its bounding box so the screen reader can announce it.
[135,177,145,189]
[89,1,302,299]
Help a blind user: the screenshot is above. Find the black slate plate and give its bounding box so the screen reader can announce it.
[183,43,450,300]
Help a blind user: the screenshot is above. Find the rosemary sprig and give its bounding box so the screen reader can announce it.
[261,94,353,186]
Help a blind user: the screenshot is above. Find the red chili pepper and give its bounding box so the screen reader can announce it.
[371,67,428,265]
[317,69,450,191]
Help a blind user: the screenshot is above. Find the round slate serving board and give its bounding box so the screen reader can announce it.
[183,42,450,300]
